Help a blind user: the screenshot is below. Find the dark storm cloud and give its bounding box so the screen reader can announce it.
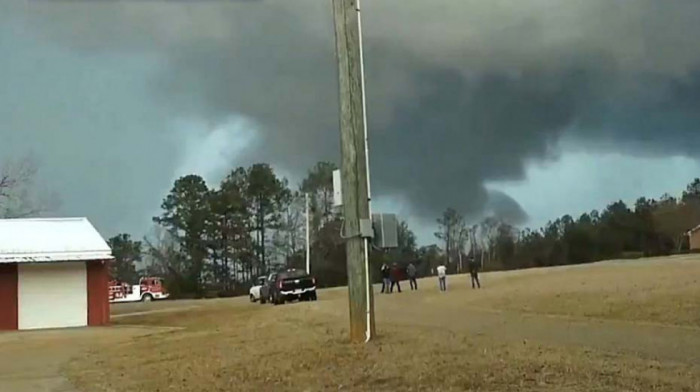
[4,0,700,230]
[571,69,700,155]
[369,62,605,221]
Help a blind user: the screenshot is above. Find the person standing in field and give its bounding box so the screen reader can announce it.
[390,262,402,293]
[407,262,418,291]
[380,263,390,294]
[437,264,447,292]
[469,257,481,289]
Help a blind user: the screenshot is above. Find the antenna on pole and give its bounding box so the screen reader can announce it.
[305,193,311,275]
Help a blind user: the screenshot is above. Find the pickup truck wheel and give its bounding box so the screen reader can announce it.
[249,294,255,303]
[310,292,317,301]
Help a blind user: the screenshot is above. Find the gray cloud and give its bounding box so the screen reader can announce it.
[3,0,700,235]
[485,190,528,226]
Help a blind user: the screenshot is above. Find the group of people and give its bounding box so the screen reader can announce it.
[380,262,418,293]
[380,258,481,293]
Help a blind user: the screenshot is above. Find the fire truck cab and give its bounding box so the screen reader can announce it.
[109,277,169,303]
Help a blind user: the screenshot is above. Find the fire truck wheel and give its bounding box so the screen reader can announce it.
[142,293,153,302]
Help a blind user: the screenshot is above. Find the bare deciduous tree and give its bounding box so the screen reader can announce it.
[0,156,59,219]
[270,190,306,268]
[142,225,184,278]
[435,208,467,269]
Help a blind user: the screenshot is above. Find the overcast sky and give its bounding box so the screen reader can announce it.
[2,0,700,244]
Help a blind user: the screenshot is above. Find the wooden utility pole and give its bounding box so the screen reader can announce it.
[332,0,375,343]
[305,192,311,274]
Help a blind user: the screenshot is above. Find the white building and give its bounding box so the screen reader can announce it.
[0,218,113,330]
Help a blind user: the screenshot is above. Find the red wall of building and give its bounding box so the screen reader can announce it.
[0,263,18,330]
[86,260,110,326]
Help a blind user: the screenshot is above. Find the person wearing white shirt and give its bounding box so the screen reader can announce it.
[437,264,447,291]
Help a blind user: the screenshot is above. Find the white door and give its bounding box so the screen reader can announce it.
[18,262,87,330]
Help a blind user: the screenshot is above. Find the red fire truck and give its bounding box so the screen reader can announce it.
[109,277,169,303]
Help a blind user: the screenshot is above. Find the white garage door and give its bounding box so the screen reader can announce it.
[18,262,87,330]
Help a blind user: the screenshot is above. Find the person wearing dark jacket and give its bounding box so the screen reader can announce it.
[380,263,390,293]
[407,262,418,290]
[469,258,481,289]
[390,263,402,293]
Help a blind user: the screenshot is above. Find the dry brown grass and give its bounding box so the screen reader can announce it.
[64,256,700,392]
[469,255,700,326]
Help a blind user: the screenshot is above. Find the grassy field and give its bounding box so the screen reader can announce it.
[27,256,700,390]
[460,256,700,326]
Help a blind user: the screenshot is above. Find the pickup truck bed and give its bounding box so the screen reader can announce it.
[266,270,317,305]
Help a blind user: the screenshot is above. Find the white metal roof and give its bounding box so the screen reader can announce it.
[0,218,113,263]
[688,224,700,235]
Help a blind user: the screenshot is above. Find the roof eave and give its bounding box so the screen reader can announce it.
[0,253,114,264]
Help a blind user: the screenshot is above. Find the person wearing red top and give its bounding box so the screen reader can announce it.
[390,262,402,293]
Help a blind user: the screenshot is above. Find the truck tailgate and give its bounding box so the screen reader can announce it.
[281,277,315,291]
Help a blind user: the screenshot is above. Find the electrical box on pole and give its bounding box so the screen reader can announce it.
[359,219,375,239]
[372,213,398,249]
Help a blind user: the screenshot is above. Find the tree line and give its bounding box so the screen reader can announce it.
[105,158,700,297]
[434,179,700,272]
[108,161,422,298]
[7,153,699,296]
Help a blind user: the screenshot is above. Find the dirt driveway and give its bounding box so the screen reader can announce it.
[0,299,212,392]
[0,326,176,392]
